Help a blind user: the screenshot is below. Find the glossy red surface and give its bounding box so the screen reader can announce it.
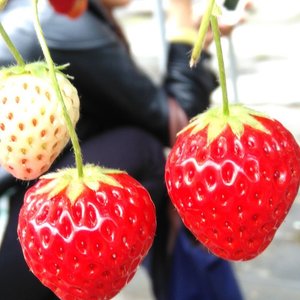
[166,115,300,261]
[18,173,156,299]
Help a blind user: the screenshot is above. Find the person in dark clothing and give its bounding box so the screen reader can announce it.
[0,0,216,145]
[0,1,243,299]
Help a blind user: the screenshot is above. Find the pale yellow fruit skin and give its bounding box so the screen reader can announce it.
[0,72,80,180]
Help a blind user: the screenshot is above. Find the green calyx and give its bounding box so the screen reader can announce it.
[36,164,126,204]
[0,61,70,80]
[180,104,271,144]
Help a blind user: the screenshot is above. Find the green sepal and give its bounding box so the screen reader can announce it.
[212,3,222,17]
[179,104,271,144]
[0,61,70,80]
[35,164,126,204]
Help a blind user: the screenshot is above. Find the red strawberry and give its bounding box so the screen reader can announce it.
[17,164,156,300]
[49,0,88,19]
[0,62,80,180]
[165,104,300,261]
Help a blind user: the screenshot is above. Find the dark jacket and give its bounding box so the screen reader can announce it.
[0,0,217,196]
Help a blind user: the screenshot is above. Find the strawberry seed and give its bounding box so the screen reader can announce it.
[7,112,13,120]
[50,115,55,124]
[19,123,25,131]
[45,91,51,101]
[21,148,27,155]
[32,118,38,126]
[40,129,46,137]
[35,86,41,94]
[27,137,33,145]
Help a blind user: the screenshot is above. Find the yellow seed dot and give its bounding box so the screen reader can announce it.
[45,91,51,101]
[21,148,27,155]
[27,137,33,145]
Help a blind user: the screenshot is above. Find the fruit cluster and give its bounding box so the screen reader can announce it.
[0,0,300,300]
[18,166,156,300]
[0,1,156,300]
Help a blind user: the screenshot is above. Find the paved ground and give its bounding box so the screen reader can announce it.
[113,1,300,299]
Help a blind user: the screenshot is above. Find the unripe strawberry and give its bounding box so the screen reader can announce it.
[0,62,80,180]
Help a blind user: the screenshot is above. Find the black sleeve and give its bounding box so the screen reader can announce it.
[164,43,218,119]
[51,42,171,144]
[0,168,17,195]
[51,41,218,145]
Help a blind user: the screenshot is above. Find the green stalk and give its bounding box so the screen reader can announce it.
[211,15,230,116]
[0,0,8,10]
[190,0,215,67]
[0,23,25,66]
[32,0,84,178]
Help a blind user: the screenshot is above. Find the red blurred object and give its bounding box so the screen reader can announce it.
[49,0,88,18]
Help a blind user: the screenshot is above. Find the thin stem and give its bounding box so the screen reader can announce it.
[0,23,25,66]
[32,0,84,178]
[211,15,230,116]
[0,0,8,10]
[190,0,215,67]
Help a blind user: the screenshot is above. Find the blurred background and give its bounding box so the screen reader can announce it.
[111,0,300,299]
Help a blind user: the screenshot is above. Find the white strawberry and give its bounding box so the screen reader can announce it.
[0,62,80,180]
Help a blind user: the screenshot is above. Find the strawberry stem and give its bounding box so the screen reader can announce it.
[190,0,215,67]
[190,1,230,116]
[0,0,7,10]
[210,15,230,116]
[0,23,25,66]
[32,0,84,178]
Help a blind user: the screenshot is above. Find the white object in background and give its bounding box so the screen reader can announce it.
[0,194,9,250]
[153,0,167,75]
[228,34,239,102]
